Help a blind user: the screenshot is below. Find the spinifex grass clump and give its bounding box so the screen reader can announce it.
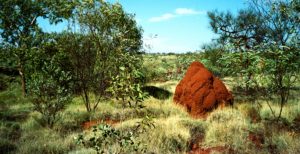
[204,108,251,152]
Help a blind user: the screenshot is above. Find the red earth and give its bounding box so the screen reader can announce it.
[187,133,233,154]
[174,61,233,117]
[189,146,229,154]
[248,132,265,149]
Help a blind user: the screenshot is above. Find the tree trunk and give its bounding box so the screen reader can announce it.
[83,89,91,112]
[277,95,284,121]
[18,64,27,96]
[277,89,287,121]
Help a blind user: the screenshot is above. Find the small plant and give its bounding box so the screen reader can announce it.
[76,123,146,153]
[108,64,148,108]
[135,115,155,133]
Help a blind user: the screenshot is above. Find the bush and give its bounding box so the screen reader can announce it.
[28,46,73,128]
[29,70,72,128]
[76,124,146,153]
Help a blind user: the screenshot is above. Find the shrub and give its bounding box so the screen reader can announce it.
[28,69,72,128]
[28,46,73,128]
[76,124,146,154]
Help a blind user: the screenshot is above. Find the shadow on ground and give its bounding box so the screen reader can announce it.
[142,86,172,100]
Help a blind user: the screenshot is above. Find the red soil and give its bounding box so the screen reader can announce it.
[174,61,233,117]
[188,133,231,154]
[82,118,119,129]
[189,146,229,154]
[248,132,265,149]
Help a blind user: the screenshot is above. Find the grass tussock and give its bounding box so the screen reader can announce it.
[203,108,254,152]
[17,128,77,154]
[137,116,191,154]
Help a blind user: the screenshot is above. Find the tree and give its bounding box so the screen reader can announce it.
[252,0,300,120]
[55,32,102,112]
[0,0,75,96]
[208,9,267,50]
[261,44,299,120]
[208,0,300,120]
[208,0,299,93]
[57,0,144,112]
[248,0,299,47]
[208,8,267,92]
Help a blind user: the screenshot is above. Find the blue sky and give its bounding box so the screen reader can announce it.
[38,0,247,53]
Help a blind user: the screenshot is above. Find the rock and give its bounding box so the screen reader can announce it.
[174,61,233,117]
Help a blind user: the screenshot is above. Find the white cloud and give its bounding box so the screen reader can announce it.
[148,8,205,23]
[149,13,176,22]
[175,8,203,15]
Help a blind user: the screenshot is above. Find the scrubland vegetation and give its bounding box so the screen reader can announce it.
[1,0,299,153]
[1,74,300,153]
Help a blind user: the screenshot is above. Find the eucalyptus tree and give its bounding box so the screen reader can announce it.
[208,0,300,119]
[0,0,76,96]
[250,0,300,120]
[208,0,299,93]
[63,0,144,111]
[208,8,267,92]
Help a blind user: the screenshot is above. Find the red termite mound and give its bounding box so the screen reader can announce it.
[174,61,233,117]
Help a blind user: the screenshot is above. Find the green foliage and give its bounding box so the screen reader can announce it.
[142,54,171,82]
[0,0,76,96]
[135,115,155,133]
[54,0,145,111]
[55,32,102,112]
[76,124,146,154]
[27,42,73,128]
[260,44,300,120]
[0,44,18,78]
[219,50,262,91]
[208,0,299,96]
[29,72,72,128]
[107,58,148,108]
[201,42,227,76]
